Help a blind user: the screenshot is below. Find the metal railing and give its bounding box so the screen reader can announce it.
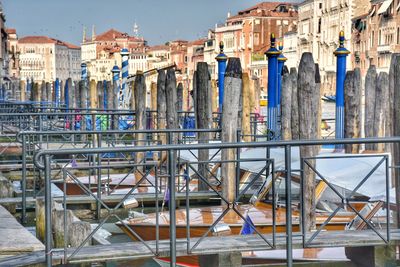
[32,136,397,267]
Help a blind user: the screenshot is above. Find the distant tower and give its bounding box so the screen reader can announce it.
[133,22,139,37]
[92,25,96,41]
[82,26,87,43]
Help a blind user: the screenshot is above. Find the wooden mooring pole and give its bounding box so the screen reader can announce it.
[196,62,212,191]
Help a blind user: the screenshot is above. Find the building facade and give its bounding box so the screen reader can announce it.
[213,2,298,91]
[6,28,19,79]
[81,28,147,81]
[18,36,80,82]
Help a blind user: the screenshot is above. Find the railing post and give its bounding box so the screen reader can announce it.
[265,33,280,139]
[285,145,292,267]
[334,31,350,146]
[44,154,53,267]
[21,134,27,224]
[168,146,176,267]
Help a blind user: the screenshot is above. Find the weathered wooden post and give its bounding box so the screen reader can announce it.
[111,65,120,129]
[32,81,39,102]
[66,78,73,110]
[265,34,280,139]
[166,69,179,131]
[106,81,112,111]
[211,79,218,114]
[157,70,167,143]
[19,80,26,101]
[45,82,51,105]
[290,68,299,140]
[281,69,292,140]
[89,80,97,110]
[40,80,46,104]
[150,81,157,129]
[253,76,261,113]
[97,81,103,110]
[79,81,87,131]
[315,64,322,143]
[134,71,147,176]
[129,81,135,111]
[215,41,228,112]
[392,54,400,227]
[177,82,183,112]
[344,68,362,153]
[221,58,242,203]
[242,72,251,142]
[277,42,287,120]
[334,31,350,145]
[196,62,212,191]
[298,53,317,231]
[364,65,377,151]
[374,72,389,152]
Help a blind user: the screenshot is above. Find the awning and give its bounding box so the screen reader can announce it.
[378,0,393,15]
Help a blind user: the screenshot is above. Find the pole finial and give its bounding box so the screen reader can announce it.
[270,33,276,48]
[219,41,224,53]
[339,31,345,47]
[278,41,283,51]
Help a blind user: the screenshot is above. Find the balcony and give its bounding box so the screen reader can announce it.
[377,44,391,53]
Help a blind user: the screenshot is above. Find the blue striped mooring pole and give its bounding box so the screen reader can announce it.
[334,31,350,142]
[265,33,280,139]
[103,80,107,110]
[120,48,129,107]
[215,41,227,112]
[81,63,88,83]
[277,42,287,118]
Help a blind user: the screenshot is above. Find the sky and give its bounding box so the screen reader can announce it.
[0,0,290,46]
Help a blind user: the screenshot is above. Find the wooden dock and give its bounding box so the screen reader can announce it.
[0,205,44,259]
[0,229,398,266]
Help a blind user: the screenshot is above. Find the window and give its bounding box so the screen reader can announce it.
[254,33,260,46]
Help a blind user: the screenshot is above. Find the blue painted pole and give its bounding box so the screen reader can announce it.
[215,41,227,112]
[54,78,60,107]
[64,80,69,110]
[334,31,350,143]
[120,48,129,108]
[265,33,281,139]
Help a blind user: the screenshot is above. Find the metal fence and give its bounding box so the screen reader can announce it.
[32,136,397,267]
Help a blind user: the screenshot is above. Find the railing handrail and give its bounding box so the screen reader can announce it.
[33,136,400,169]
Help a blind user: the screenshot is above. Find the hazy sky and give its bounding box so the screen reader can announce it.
[1,0,291,46]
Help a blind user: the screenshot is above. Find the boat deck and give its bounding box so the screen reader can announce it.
[0,205,44,258]
[0,229,398,266]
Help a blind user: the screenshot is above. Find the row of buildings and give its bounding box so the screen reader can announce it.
[4,0,400,97]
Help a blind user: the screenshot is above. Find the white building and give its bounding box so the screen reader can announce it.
[297,0,354,94]
[18,36,81,82]
[283,31,298,69]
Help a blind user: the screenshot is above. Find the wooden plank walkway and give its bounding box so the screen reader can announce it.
[0,229,398,266]
[0,205,44,256]
[0,191,221,206]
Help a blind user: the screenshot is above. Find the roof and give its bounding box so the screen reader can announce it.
[5,28,16,34]
[18,36,80,49]
[188,38,207,46]
[227,1,298,21]
[94,28,143,42]
[148,45,169,52]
